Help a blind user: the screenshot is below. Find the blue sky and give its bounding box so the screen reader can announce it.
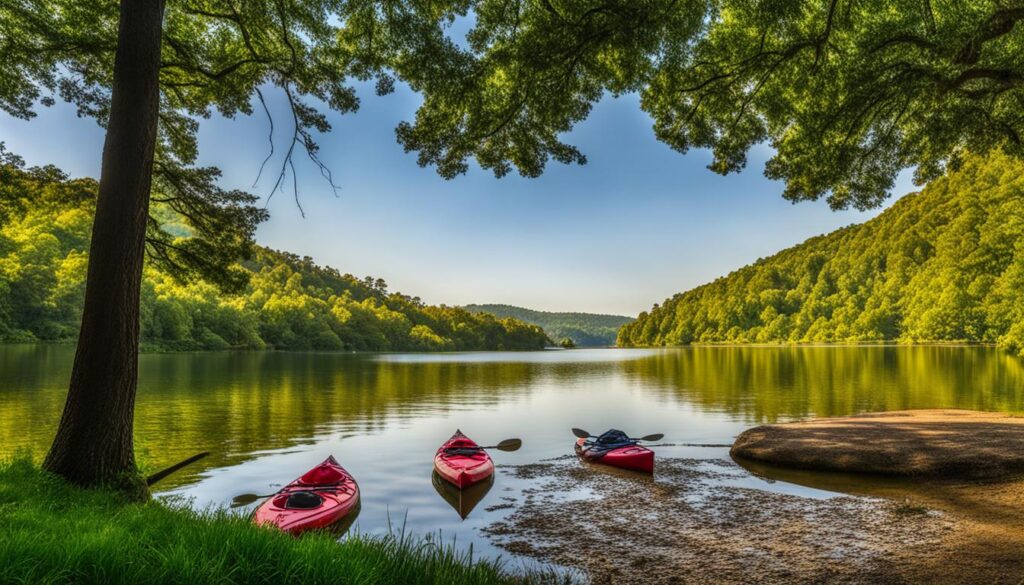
[0,82,910,316]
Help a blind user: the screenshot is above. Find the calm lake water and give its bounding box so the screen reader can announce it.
[3,344,1024,565]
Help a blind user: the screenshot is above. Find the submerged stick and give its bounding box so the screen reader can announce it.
[145,452,210,486]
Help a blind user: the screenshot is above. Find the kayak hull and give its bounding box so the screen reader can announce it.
[253,456,360,535]
[575,437,654,474]
[434,430,495,489]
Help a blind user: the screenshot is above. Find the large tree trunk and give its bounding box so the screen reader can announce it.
[43,0,165,490]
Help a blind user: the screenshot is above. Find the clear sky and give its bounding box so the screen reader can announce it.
[0,81,910,316]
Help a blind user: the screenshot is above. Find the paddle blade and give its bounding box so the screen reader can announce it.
[231,493,264,507]
[571,428,592,439]
[638,433,664,442]
[493,438,522,452]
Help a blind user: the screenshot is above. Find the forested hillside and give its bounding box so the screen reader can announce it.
[465,304,632,346]
[0,161,549,352]
[619,153,1024,355]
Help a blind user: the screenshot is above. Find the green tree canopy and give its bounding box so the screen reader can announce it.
[391,0,1024,209]
[644,0,1024,210]
[6,1,1022,208]
[1,0,359,170]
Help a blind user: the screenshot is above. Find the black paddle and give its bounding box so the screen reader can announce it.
[230,485,342,507]
[145,451,210,487]
[465,438,523,452]
[571,428,664,442]
[442,438,522,456]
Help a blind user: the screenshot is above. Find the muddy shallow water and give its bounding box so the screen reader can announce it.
[486,456,1024,584]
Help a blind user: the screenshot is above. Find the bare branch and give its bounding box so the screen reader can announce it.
[252,87,276,188]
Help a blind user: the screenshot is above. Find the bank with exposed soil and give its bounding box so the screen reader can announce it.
[731,409,1024,478]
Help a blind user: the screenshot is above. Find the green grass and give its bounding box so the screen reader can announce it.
[0,458,566,585]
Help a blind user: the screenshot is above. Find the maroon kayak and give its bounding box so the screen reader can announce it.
[434,430,495,488]
[253,456,359,535]
[575,437,654,474]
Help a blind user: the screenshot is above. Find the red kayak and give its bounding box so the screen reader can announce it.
[575,437,654,474]
[434,430,495,488]
[253,456,359,535]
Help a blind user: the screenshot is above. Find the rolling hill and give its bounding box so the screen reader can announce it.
[618,152,1024,356]
[465,304,633,346]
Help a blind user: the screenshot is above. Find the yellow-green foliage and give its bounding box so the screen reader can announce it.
[0,165,549,352]
[619,152,1024,355]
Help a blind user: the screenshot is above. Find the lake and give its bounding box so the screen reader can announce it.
[2,344,1023,567]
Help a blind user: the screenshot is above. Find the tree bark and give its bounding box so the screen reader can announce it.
[43,0,166,489]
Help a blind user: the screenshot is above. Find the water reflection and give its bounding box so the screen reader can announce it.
[4,345,1024,481]
[432,471,495,519]
[3,345,1024,479]
[621,346,1024,422]
[324,500,362,537]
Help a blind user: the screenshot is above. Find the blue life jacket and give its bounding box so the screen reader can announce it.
[581,429,637,458]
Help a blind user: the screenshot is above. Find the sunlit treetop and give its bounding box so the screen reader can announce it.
[2,0,1024,211]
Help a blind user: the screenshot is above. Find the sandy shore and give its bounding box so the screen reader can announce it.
[484,454,1024,584]
[731,409,1024,478]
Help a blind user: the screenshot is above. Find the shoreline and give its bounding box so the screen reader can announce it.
[1,339,1004,354]
[731,409,1024,478]
[0,340,565,355]
[483,455,1024,584]
[619,340,999,349]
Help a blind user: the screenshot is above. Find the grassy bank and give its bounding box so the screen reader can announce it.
[0,458,562,585]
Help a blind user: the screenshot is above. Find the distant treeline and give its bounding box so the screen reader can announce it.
[465,304,632,347]
[0,162,549,351]
[619,152,1024,356]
